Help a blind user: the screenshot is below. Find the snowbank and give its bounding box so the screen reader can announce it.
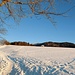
[0,45,75,75]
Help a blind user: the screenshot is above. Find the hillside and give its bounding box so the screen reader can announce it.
[34,42,75,48]
[1,40,75,48]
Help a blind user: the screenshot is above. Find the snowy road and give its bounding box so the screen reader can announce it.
[0,45,75,75]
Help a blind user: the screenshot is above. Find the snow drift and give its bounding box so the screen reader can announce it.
[0,45,75,75]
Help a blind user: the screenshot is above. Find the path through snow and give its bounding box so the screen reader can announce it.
[0,45,75,75]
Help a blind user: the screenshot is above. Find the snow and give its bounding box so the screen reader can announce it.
[0,45,75,75]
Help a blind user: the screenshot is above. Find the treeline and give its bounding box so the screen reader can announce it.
[11,42,33,46]
[1,40,75,48]
[34,42,75,48]
[2,40,33,46]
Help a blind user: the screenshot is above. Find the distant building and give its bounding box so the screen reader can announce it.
[41,45,44,47]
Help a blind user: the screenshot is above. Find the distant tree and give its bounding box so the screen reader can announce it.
[0,39,10,45]
[0,0,75,37]
[3,40,10,45]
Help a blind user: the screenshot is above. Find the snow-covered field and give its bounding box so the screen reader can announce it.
[0,45,75,75]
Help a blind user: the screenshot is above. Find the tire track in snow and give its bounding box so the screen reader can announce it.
[51,58,75,75]
[0,51,12,75]
[8,56,75,75]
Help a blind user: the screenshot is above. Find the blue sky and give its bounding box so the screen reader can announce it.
[3,1,75,44]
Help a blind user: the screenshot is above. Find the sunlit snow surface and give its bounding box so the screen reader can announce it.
[0,45,75,75]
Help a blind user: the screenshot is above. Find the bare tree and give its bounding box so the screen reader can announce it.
[0,0,75,37]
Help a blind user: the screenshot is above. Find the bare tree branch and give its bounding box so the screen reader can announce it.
[0,0,75,38]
